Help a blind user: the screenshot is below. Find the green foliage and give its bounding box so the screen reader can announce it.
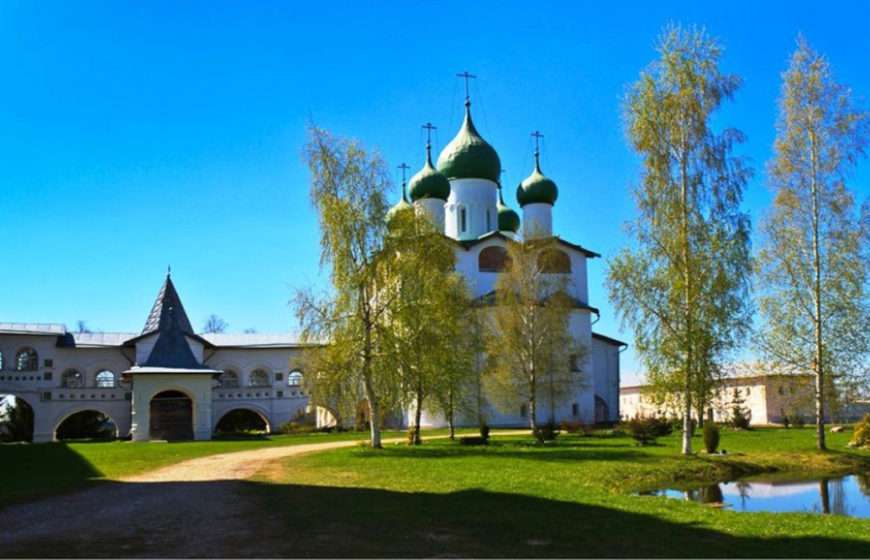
[296,126,398,448]
[622,417,671,446]
[757,36,870,451]
[849,414,870,448]
[380,209,476,445]
[609,24,752,455]
[479,423,490,441]
[278,422,319,435]
[703,423,720,453]
[486,237,585,430]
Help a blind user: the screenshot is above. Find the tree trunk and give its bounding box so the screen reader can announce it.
[680,151,694,455]
[529,396,538,431]
[810,131,827,451]
[362,318,381,449]
[413,388,423,445]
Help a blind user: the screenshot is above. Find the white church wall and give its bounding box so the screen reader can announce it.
[522,203,553,238]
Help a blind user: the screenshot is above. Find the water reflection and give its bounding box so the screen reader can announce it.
[646,474,870,518]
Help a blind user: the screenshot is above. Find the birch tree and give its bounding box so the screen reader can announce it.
[757,37,869,450]
[380,208,473,444]
[608,25,752,454]
[486,239,582,431]
[295,127,399,448]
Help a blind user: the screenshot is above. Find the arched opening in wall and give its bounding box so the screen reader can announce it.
[56,410,118,441]
[478,246,512,273]
[214,409,269,436]
[538,248,571,273]
[149,391,193,441]
[15,348,38,371]
[249,369,270,387]
[594,395,609,424]
[0,395,34,442]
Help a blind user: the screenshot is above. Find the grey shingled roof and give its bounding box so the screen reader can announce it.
[200,332,310,348]
[141,276,194,336]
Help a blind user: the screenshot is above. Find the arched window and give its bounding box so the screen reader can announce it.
[288,370,303,387]
[538,248,571,273]
[15,348,38,371]
[95,370,116,388]
[219,370,240,388]
[250,369,270,387]
[62,369,83,388]
[478,246,512,273]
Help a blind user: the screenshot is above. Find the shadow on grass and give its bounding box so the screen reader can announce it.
[3,477,870,558]
[0,441,103,506]
[353,438,660,464]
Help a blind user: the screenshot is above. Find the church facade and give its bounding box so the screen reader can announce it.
[384,93,625,428]
[0,91,625,442]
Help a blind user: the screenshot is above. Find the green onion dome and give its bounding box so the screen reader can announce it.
[497,185,520,233]
[436,101,501,183]
[409,147,451,202]
[516,157,558,207]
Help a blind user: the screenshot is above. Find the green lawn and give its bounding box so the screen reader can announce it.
[253,427,870,557]
[0,430,409,506]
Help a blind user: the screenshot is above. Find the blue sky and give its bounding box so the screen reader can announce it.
[2,1,869,385]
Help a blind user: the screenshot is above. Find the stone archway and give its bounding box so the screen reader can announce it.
[0,394,34,442]
[149,390,193,440]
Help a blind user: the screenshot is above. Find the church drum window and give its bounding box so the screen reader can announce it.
[459,207,467,233]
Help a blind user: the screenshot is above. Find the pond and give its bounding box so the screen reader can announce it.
[644,474,870,518]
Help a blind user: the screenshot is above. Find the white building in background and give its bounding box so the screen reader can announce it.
[0,276,312,442]
[619,373,818,426]
[1,88,627,441]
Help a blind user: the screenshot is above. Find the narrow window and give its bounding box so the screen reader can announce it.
[459,207,467,233]
[520,403,527,418]
[572,403,579,417]
[486,210,491,231]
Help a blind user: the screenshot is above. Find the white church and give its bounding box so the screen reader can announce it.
[0,90,624,442]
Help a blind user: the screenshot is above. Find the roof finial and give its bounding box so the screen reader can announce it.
[456,71,476,107]
[167,264,172,278]
[397,163,410,202]
[531,130,544,171]
[422,122,437,161]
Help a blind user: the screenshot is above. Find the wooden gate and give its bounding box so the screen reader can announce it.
[149,391,193,440]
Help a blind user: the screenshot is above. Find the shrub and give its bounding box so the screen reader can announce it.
[731,405,750,429]
[623,418,659,446]
[460,436,488,446]
[703,424,720,453]
[649,417,674,438]
[560,420,594,436]
[278,421,318,434]
[792,414,806,428]
[782,415,790,429]
[534,422,559,443]
[848,414,870,449]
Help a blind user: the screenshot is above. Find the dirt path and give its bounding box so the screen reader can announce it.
[0,431,527,557]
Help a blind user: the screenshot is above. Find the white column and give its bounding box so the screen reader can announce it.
[522,203,553,238]
[415,199,445,233]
